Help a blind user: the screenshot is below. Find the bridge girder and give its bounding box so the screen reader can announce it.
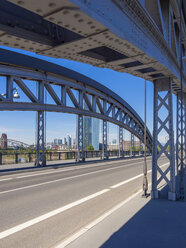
[0,0,184,93]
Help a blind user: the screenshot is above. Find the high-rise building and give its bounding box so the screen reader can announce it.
[63,137,67,145]
[1,133,7,149]
[67,134,72,147]
[58,139,62,145]
[73,138,76,148]
[76,116,99,150]
[91,118,99,150]
[54,139,58,145]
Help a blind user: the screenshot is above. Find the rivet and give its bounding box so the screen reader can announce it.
[17,1,24,5]
[36,9,42,13]
[49,17,54,21]
[74,14,80,18]
[48,3,56,7]
[63,10,69,15]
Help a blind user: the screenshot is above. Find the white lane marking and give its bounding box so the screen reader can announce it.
[0,160,166,241]
[0,178,13,182]
[0,160,153,195]
[1,156,153,181]
[0,189,110,240]
[55,187,147,248]
[110,162,169,189]
[17,158,152,179]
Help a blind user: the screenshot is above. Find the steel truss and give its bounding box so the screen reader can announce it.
[119,127,124,157]
[0,63,152,152]
[185,96,186,167]
[102,120,108,160]
[36,111,46,167]
[77,115,85,162]
[152,78,176,200]
[131,133,135,157]
[176,93,186,172]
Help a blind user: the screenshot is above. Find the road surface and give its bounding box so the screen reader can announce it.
[0,156,168,248]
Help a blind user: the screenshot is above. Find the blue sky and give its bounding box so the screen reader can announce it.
[0,46,177,145]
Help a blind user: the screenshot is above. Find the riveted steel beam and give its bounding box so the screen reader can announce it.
[119,126,124,157]
[152,78,176,200]
[36,110,46,167]
[102,120,108,160]
[77,114,84,162]
[0,0,82,47]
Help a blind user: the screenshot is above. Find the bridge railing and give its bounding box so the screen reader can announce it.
[0,150,147,165]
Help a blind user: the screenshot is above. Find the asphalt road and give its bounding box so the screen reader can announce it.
[0,156,168,248]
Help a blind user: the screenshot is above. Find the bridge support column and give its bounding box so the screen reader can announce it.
[176,93,186,198]
[77,115,85,162]
[185,95,186,168]
[102,120,108,160]
[152,79,176,200]
[36,111,46,167]
[131,133,134,157]
[176,93,184,172]
[119,127,124,157]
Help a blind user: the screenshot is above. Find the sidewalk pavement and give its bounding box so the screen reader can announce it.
[61,184,186,248]
[0,156,132,173]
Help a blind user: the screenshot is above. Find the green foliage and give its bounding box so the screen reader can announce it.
[134,146,140,152]
[87,144,94,151]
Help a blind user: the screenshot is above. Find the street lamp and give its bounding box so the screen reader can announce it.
[1,87,20,99]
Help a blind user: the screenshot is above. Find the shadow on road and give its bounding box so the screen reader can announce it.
[100,176,186,248]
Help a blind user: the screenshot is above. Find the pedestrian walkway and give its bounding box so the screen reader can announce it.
[59,182,186,248]
[0,156,131,173]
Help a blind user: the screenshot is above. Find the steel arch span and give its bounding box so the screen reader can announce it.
[7,139,31,148]
[0,49,152,151]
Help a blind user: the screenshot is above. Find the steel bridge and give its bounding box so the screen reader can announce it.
[0,48,152,163]
[7,139,31,148]
[0,0,185,200]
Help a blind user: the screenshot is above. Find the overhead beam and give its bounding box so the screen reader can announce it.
[0,0,82,47]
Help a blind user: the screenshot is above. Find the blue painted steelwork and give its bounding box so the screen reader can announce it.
[0,48,151,142]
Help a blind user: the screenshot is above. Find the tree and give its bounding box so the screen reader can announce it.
[87,144,94,151]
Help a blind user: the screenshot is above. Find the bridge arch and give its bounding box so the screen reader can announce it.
[0,49,152,164]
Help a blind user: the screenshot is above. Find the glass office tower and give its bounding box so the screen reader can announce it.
[76,115,99,150]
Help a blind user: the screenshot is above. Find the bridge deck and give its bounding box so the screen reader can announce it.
[0,156,169,247]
